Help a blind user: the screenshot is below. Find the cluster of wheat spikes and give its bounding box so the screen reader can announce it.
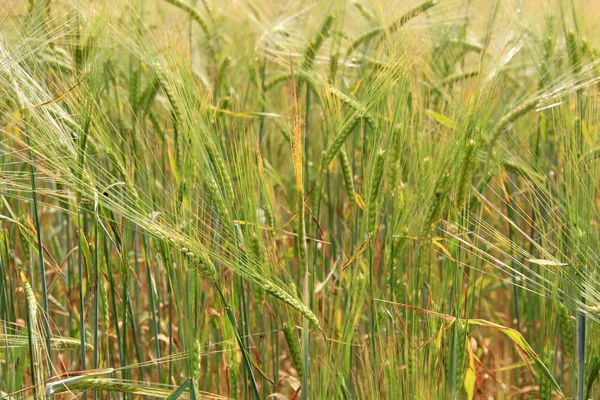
[2,0,600,398]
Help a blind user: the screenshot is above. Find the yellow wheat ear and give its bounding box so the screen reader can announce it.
[289,57,304,196]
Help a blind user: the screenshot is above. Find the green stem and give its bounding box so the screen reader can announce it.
[213,282,261,400]
[27,136,51,359]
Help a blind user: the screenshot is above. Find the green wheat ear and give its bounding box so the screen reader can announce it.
[250,233,266,309]
[367,149,386,234]
[190,339,202,387]
[163,0,210,35]
[321,114,362,170]
[21,270,44,399]
[558,304,574,360]
[455,139,477,210]
[346,0,438,56]
[283,322,303,381]
[444,320,467,395]
[262,281,320,329]
[339,149,356,202]
[539,345,552,400]
[302,14,334,71]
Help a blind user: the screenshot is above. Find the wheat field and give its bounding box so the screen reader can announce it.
[1,0,600,398]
